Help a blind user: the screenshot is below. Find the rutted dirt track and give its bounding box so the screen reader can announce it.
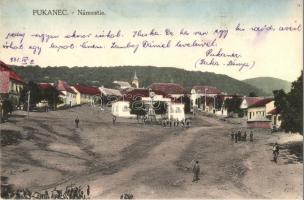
[1,105,302,199]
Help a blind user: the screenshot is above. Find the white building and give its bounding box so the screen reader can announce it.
[55,80,77,107]
[247,98,281,129]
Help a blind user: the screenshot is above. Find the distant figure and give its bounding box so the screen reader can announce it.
[250,131,253,142]
[231,130,234,140]
[192,160,200,182]
[186,119,191,128]
[237,130,241,141]
[272,142,280,163]
[243,131,247,141]
[75,117,79,128]
[44,190,49,199]
[234,133,238,143]
[86,185,90,197]
[113,116,116,125]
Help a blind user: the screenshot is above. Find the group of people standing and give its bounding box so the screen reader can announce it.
[1,183,90,199]
[231,129,254,143]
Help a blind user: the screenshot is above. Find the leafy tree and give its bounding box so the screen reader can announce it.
[20,81,41,110]
[40,86,62,109]
[274,72,303,134]
[224,96,243,117]
[177,95,191,113]
[248,91,257,97]
[215,95,224,110]
[130,100,147,118]
[153,101,167,115]
[2,99,13,116]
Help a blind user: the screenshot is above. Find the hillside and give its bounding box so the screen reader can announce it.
[11,65,267,96]
[243,77,291,96]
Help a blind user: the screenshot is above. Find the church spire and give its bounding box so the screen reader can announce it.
[132,71,139,88]
[133,71,138,80]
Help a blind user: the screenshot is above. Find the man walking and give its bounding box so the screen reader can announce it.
[75,116,79,128]
[192,160,200,182]
[250,131,253,142]
[272,142,280,163]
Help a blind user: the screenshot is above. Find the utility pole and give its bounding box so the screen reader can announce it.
[27,90,30,119]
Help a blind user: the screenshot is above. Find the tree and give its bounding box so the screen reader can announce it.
[153,101,167,115]
[130,100,147,119]
[274,72,303,134]
[2,99,13,118]
[224,96,243,117]
[248,91,257,97]
[215,95,224,110]
[19,81,42,110]
[40,86,62,109]
[177,94,191,113]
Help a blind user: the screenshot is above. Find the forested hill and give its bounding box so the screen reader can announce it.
[243,77,291,96]
[11,65,267,96]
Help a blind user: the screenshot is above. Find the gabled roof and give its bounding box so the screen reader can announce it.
[56,80,76,94]
[39,83,64,95]
[39,83,54,90]
[243,97,264,107]
[99,87,122,96]
[268,108,279,115]
[73,84,101,96]
[148,83,187,95]
[192,85,221,94]
[122,88,172,101]
[0,61,24,83]
[113,81,131,88]
[249,98,273,108]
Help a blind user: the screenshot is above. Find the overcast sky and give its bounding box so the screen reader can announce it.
[0,0,302,81]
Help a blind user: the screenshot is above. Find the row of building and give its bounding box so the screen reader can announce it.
[0,61,281,129]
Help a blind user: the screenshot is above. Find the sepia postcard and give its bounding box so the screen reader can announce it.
[0,0,303,199]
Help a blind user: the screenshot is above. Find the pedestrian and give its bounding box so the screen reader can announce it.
[231,130,234,140]
[75,116,79,128]
[250,131,253,142]
[192,160,200,182]
[234,133,238,143]
[237,130,241,141]
[243,131,247,141]
[86,185,90,197]
[113,116,116,125]
[272,142,280,163]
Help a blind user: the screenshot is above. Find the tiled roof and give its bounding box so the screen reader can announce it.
[39,83,54,90]
[243,97,264,107]
[113,81,131,88]
[99,87,122,96]
[268,108,279,115]
[192,85,221,94]
[148,83,187,95]
[73,84,101,95]
[0,61,24,83]
[56,80,76,94]
[39,83,64,95]
[249,98,273,108]
[122,88,172,101]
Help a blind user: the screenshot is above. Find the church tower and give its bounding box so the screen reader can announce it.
[131,71,139,88]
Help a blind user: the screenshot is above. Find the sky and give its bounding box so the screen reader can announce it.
[0,0,302,82]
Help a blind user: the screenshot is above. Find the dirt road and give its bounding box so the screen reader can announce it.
[1,105,302,199]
